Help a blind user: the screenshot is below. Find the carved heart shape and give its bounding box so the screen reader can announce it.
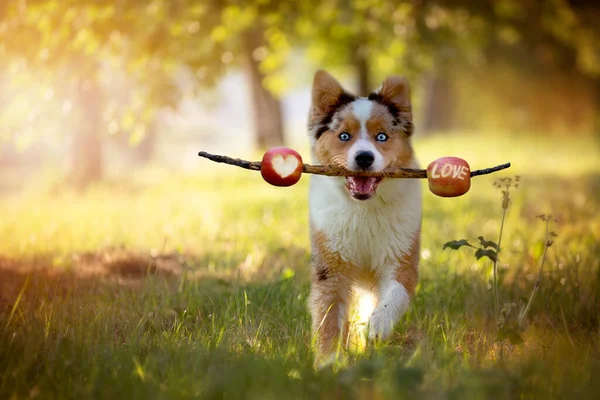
[271,154,299,178]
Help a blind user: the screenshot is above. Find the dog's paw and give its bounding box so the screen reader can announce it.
[367,306,396,342]
[367,281,410,342]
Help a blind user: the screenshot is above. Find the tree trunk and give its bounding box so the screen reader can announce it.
[71,78,103,188]
[354,49,371,96]
[244,29,284,149]
[594,78,600,137]
[134,119,157,164]
[420,72,456,135]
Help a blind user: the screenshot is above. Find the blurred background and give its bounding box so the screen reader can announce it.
[1,3,600,396]
[0,0,599,189]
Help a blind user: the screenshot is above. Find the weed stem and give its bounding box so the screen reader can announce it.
[493,208,506,323]
[494,207,507,361]
[519,220,550,326]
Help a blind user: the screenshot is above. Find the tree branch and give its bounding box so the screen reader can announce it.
[198,151,511,179]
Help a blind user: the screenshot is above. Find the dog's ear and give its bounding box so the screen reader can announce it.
[377,76,412,122]
[309,71,356,140]
[311,70,350,114]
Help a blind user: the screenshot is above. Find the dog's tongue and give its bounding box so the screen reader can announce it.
[347,176,379,196]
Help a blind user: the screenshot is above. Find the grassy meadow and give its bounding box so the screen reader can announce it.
[1,133,599,399]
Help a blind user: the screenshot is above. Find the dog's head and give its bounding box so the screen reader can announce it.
[308,70,415,201]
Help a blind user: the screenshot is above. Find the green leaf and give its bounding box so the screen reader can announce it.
[478,236,499,251]
[443,239,474,251]
[475,248,497,262]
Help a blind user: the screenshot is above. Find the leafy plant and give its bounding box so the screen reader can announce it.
[443,176,557,354]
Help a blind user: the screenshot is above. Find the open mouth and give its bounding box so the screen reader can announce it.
[345,177,383,200]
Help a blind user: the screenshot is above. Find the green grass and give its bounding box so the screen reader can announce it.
[1,134,599,399]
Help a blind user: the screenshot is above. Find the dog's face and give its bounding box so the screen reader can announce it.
[308,70,415,201]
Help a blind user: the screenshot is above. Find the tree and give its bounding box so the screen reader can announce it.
[243,24,285,148]
[437,0,600,133]
[0,0,305,184]
[0,0,224,186]
[206,2,299,148]
[291,0,487,131]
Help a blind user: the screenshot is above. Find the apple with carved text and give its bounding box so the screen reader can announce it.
[261,147,304,187]
[427,157,471,197]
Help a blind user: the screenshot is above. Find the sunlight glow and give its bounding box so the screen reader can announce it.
[355,289,377,324]
[346,287,377,352]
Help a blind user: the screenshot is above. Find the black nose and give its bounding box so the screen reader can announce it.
[355,151,374,169]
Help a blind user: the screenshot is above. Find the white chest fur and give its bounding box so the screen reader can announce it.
[309,174,422,272]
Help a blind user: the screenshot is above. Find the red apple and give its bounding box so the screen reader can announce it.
[260,147,303,187]
[427,157,471,197]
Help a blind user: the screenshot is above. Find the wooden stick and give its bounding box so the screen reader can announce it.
[198,151,511,179]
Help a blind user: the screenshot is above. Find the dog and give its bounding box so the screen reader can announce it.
[307,70,422,365]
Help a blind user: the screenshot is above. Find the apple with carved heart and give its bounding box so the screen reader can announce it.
[260,147,304,187]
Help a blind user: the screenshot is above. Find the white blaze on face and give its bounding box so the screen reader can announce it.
[347,99,384,171]
[271,154,299,177]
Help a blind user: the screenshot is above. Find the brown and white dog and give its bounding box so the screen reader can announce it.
[307,70,421,365]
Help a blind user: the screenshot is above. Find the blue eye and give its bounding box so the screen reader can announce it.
[339,132,351,141]
[376,133,388,142]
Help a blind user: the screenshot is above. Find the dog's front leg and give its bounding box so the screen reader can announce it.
[309,268,352,366]
[368,263,418,341]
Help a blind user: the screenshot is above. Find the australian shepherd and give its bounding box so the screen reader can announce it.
[307,70,421,365]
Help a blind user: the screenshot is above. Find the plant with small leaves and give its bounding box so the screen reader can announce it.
[443,176,560,356]
[443,176,521,356]
[444,176,520,314]
[443,236,500,262]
